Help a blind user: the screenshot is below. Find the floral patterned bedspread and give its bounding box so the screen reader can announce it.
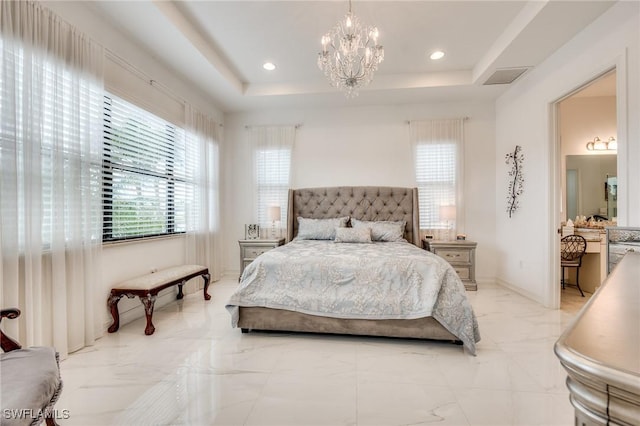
[226,240,480,354]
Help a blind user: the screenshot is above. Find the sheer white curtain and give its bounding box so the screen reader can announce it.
[410,119,465,238]
[184,106,222,283]
[248,126,296,238]
[0,1,104,357]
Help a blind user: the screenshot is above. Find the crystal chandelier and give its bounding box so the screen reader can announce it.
[317,0,384,98]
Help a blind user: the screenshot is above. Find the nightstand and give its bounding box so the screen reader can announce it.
[238,238,285,280]
[423,239,477,291]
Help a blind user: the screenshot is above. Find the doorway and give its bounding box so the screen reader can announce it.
[555,69,617,311]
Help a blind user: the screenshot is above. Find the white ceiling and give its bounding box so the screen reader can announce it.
[82,0,617,113]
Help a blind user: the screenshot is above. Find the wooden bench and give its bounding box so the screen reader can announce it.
[107,265,210,336]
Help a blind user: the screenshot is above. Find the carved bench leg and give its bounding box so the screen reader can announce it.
[177,283,184,300]
[107,293,124,333]
[139,294,157,335]
[203,273,211,300]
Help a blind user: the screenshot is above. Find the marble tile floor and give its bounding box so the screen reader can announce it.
[57,278,588,426]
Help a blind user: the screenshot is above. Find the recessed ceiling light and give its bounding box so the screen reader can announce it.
[263,62,276,71]
[430,51,445,60]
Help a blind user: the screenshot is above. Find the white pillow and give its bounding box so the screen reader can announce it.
[334,227,372,243]
[350,218,406,242]
[296,216,349,240]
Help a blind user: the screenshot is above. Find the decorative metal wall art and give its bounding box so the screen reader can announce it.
[505,145,524,218]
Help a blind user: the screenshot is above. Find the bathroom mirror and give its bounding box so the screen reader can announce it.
[565,155,617,220]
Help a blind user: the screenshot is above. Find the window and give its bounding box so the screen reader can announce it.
[248,126,296,231]
[102,95,195,241]
[415,143,457,229]
[410,119,464,231]
[255,147,291,225]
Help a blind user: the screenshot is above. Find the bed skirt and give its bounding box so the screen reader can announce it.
[238,307,460,342]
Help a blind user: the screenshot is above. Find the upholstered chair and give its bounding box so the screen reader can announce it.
[0,308,63,426]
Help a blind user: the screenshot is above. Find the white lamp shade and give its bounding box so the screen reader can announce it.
[439,205,456,221]
[267,205,281,222]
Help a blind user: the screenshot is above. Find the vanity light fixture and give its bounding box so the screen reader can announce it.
[586,136,617,151]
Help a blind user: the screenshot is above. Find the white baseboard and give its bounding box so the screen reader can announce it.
[222,270,240,280]
[495,278,543,305]
[475,277,497,286]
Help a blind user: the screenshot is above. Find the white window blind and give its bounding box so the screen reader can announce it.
[255,148,291,225]
[410,119,465,232]
[415,143,457,229]
[102,94,195,241]
[248,126,296,231]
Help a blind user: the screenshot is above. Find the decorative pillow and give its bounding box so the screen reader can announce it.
[334,227,372,243]
[350,218,406,242]
[296,216,349,240]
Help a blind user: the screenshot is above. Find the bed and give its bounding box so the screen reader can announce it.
[226,186,480,354]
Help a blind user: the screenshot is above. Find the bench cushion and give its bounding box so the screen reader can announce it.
[1,346,61,426]
[112,264,207,291]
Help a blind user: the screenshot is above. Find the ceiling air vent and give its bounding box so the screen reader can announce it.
[483,67,530,85]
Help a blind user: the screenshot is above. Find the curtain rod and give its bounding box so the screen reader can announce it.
[405,117,469,125]
[245,124,302,129]
[105,50,186,106]
[105,49,222,127]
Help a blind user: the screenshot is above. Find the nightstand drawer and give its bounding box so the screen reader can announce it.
[434,249,470,263]
[244,246,273,259]
[452,266,470,280]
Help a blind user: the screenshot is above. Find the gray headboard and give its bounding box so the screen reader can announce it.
[287,186,421,246]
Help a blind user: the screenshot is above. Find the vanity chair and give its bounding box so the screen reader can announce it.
[560,234,587,297]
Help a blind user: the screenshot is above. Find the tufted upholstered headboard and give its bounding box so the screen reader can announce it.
[287,186,421,246]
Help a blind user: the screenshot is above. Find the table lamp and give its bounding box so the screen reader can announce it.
[267,205,281,238]
[439,205,456,241]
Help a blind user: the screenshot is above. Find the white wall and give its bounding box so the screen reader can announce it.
[494,1,639,306]
[223,102,498,282]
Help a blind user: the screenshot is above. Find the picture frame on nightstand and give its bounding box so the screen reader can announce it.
[245,224,260,240]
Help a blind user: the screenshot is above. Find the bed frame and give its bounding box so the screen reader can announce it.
[237,186,459,343]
